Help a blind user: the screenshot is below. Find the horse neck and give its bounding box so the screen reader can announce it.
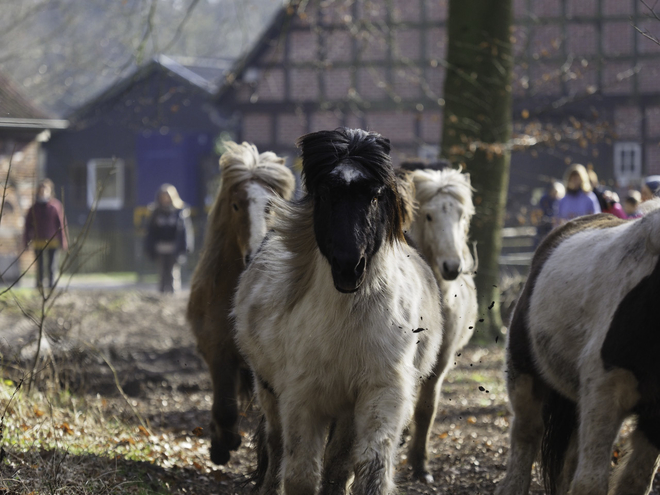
[207,199,246,283]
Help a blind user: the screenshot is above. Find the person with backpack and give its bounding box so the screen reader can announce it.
[144,184,193,293]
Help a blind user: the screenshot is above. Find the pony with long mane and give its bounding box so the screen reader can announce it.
[404,167,478,483]
[186,141,295,465]
[233,128,443,495]
[496,199,660,495]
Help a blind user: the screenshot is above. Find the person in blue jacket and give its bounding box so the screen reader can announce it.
[556,164,601,223]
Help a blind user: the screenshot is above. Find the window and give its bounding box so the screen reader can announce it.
[87,159,125,209]
[613,142,642,188]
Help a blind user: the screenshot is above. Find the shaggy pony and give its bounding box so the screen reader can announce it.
[496,200,660,495]
[233,128,443,495]
[405,167,478,483]
[187,141,295,465]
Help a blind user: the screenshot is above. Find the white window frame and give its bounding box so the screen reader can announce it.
[613,142,642,188]
[87,158,125,210]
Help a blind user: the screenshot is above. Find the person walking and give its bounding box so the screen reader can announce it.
[534,180,564,246]
[144,184,193,293]
[23,179,68,289]
[556,164,601,223]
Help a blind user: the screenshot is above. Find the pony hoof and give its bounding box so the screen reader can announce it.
[227,432,242,451]
[210,440,231,465]
[413,470,434,484]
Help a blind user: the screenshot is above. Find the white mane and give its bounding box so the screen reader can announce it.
[411,168,475,216]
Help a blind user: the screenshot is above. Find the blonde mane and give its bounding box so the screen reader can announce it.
[411,168,475,216]
[218,141,296,199]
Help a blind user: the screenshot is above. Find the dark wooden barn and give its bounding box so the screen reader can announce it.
[44,55,235,273]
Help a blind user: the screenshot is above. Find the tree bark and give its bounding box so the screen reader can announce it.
[440,0,514,339]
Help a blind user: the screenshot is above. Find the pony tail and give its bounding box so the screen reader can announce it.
[541,389,577,495]
[242,415,269,489]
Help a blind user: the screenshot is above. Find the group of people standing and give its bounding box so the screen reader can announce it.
[23,180,193,293]
[535,163,656,245]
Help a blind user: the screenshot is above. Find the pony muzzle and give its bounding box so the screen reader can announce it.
[440,259,462,281]
[331,254,367,293]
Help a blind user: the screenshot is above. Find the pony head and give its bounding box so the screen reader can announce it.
[297,128,404,293]
[218,141,295,266]
[410,168,475,280]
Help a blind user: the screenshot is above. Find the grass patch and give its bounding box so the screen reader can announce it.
[0,380,228,494]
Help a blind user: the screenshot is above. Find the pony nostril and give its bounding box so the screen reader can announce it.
[355,257,366,277]
[443,261,450,274]
[244,253,252,266]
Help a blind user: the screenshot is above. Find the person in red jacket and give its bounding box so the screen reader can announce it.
[23,179,68,289]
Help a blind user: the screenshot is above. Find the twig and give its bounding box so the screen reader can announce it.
[0,143,16,231]
[83,343,151,436]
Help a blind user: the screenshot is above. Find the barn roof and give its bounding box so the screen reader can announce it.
[0,72,68,130]
[67,54,235,122]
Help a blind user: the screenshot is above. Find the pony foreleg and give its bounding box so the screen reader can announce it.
[254,382,284,495]
[209,351,242,465]
[494,373,545,495]
[608,427,660,495]
[320,414,355,495]
[280,399,326,495]
[408,353,449,483]
[569,369,638,495]
[352,386,412,495]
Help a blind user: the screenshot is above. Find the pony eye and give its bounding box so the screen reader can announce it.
[426,214,432,222]
[232,203,239,211]
[265,205,271,214]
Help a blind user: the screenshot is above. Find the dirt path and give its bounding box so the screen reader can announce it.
[0,289,657,494]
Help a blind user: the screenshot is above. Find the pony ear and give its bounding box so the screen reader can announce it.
[377,136,391,155]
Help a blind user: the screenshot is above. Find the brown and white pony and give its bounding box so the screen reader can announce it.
[233,128,443,495]
[186,141,295,465]
[496,199,660,495]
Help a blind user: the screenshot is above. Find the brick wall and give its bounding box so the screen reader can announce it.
[603,22,634,56]
[255,69,286,101]
[242,113,273,146]
[645,144,660,175]
[0,138,40,274]
[566,23,597,56]
[277,113,307,146]
[323,68,352,100]
[614,106,642,139]
[603,0,633,16]
[289,68,320,101]
[566,0,597,17]
[645,106,660,139]
[365,110,416,144]
[310,111,343,132]
[602,62,634,95]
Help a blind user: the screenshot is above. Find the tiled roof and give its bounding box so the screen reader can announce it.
[0,71,51,120]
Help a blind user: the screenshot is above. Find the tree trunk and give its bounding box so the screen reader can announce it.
[440,0,514,339]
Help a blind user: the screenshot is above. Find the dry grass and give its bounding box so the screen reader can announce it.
[0,377,240,494]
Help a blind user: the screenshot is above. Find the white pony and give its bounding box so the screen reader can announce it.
[404,167,478,483]
[496,200,660,495]
[233,128,443,495]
